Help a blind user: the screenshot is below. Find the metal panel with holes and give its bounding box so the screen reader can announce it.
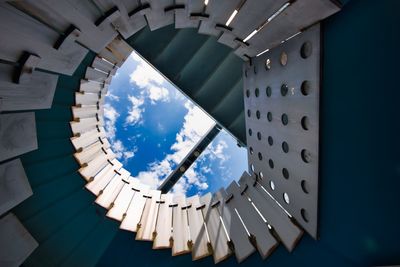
[153,193,174,249]
[239,172,303,251]
[243,24,320,238]
[136,189,162,241]
[216,189,255,263]
[225,181,278,259]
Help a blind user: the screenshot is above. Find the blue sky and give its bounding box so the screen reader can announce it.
[103,51,247,196]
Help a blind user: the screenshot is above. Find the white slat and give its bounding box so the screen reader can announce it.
[175,0,204,29]
[0,64,58,112]
[153,193,174,249]
[136,189,162,241]
[0,3,88,75]
[0,213,38,267]
[0,159,32,216]
[79,148,116,181]
[198,0,241,37]
[11,0,118,53]
[70,117,103,135]
[239,173,303,251]
[97,37,132,67]
[218,0,287,49]
[70,127,106,150]
[188,195,212,260]
[85,67,112,84]
[172,195,191,255]
[85,159,123,195]
[144,0,174,31]
[92,56,116,73]
[225,181,278,259]
[124,0,148,36]
[0,112,37,162]
[72,105,103,120]
[203,193,232,263]
[216,189,255,263]
[75,92,105,106]
[119,184,149,232]
[80,79,108,94]
[95,168,130,208]
[106,179,141,221]
[74,138,110,165]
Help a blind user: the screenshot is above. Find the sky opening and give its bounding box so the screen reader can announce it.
[103,51,247,196]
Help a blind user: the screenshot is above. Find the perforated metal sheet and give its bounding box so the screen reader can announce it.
[243,24,320,238]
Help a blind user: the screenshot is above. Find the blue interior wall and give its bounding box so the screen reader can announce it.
[97,0,400,266]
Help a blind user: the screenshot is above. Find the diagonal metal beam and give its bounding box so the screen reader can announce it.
[158,123,221,193]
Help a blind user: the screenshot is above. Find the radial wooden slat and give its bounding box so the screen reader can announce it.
[172,195,191,256]
[153,194,174,249]
[136,190,162,241]
[119,184,149,232]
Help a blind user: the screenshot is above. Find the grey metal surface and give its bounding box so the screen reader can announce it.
[243,24,320,238]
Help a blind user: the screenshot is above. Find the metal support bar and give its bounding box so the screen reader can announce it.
[158,124,221,193]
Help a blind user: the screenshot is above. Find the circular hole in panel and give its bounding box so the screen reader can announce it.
[249,147,254,155]
[257,132,262,140]
[301,81,311,95]
[282,141,289,153]
[270,180,275,190]
[282,168,289,179]
[301,116,310,131]
[247,109,251,117]
[180,166,186,172]
[268,159,274,169]
[265,58,271,70]
[268,136,273,146]
[256,110,261,119]
[281,113,289,125]
[258,152,263,161]
[267,112,272,122]
[301,180,309,194]
[301,41,312,59]
[283,192,290,204]
[246,89,250,98]
[266,86,272,97]
[255,88,259,97]
[301,149,311,163]
[301,208,309,222]
[248,128,252,136]
[281,84,289,96]
[280,51,288,66]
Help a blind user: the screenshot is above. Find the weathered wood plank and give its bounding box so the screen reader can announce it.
[153,193,173,249]
[136,189,162,241]
[85,159,123,195]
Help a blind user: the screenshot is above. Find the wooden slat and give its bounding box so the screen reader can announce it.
[0,64,58,112]
[0,112,37,162]
[74,140,105,165]
[70,127,106,150]
[78,148,116,181]
[188,195,212,260]
[218,0,287,49]
[216,189,255,263]
[106,179,141,221]
[172,195,191,255]
[175,0,204,29]
[239,173,303,251]
[153,193,173,249]
[136,189,162,241]
[92,56,117,73]
[198,0,241,37]
[11,0,119,53]
[0,159,32,216]
[86,159,123,195]
[144,0,174,31]
[225,181,278,259]
[80,79,108,94]
[0,3,88,75]
[72,105,103,120]
[0,213,38,266]
[70,117,103,135]
[95,169,130,208]
[85,67,112,84]
[75,92,105,106]
[119,184,149,232]
[203,192,232,263]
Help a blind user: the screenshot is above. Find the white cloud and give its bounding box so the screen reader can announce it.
[148,85,169,103]
[105,92,120,102]
[125,95,145,125]
[133,103,215,195]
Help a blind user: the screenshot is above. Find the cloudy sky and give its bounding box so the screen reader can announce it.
[103,51,247,196]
